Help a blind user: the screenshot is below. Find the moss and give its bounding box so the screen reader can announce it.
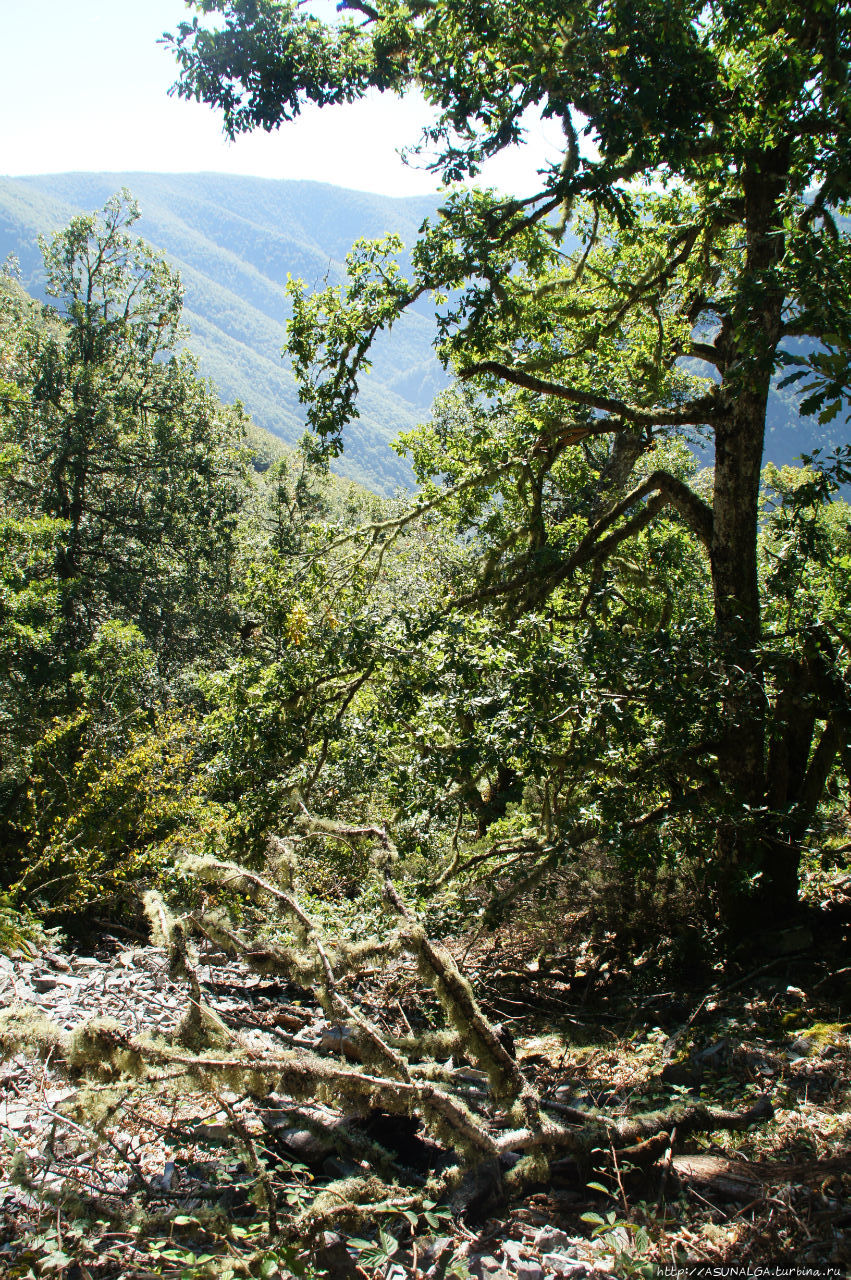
[791,1020,850,1052]
[69,1018,151,1080]
[392,1030,462,1061]
[504,1150,551,1191]
[0,1003,70,1063]
[293,1175,398,1235]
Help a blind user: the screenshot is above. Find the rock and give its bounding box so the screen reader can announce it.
[515,1263,544,1280]
[422,1237,459,1279]
[472,1263,511,1280]
[192,1123,231,1143]
[268,1126,333,1161]
[501,1240,526,1264]
[1,1108,32,1134]
[313,1231,359,1280]
[318,1025,362,1061]
[533,1230,574,1253]
[543,1256,590,1278]
[31,975,59,992]
[449,1159,505,1221]
[694,1038,728,1066]
[510,1205,553,1225]
[151,1161,177,1192]
[44,1088,75,1106]
[472,1255,504,1278]
[660,1061,700,1085]
[450,1067,489,1084]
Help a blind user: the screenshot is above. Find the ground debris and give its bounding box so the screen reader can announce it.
[1,930,849,1277]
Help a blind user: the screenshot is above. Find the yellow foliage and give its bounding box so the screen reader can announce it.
[17,710,228,912]
[285,600,310,646]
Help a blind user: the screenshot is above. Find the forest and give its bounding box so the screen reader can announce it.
[1,0,851,1276]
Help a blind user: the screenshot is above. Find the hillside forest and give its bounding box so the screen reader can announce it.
[2,0,851,1276]
[0,171,448,495]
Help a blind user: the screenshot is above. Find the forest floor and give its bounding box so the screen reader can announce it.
[1,897,850,1280]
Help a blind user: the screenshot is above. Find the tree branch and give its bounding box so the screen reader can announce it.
[459,361,719,428]
[452,469,713,612]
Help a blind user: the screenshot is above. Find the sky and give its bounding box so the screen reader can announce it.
[2,0,565,198]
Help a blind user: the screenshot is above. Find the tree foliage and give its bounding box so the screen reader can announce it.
[0,197,253,893]
[168,0,851,926]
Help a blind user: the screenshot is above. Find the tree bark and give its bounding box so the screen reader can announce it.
[710,158,789,927]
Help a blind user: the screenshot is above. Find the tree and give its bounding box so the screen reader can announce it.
[1,192,251,671]
[0,199,256,891]
[169,0,851,928]
[0,267,65,845]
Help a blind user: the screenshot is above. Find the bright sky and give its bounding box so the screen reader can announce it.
[2,0,565,198]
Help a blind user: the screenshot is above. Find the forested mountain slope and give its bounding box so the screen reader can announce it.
[0,173,838,492]
[0,173,445,492]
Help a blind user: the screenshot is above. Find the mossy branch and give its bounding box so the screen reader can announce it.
[495,1095,774,1166]
[182,855,409,1077]
[142,889,233,1049]
[0,1007,497,1163]
[383,876,540,1129]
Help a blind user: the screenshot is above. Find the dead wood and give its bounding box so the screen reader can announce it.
[672,1150,851,1201]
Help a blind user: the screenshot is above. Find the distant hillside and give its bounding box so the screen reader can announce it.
[0,172,839,491]
[0,173,446,494]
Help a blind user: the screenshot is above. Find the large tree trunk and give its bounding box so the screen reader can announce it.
[710,391,771,926]
[709,159,791,928]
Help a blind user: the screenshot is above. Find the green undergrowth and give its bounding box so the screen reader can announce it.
[0,894,53,957]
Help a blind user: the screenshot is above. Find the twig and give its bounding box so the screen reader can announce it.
[609,1136,629,1214]
[214,1090,278,1236]
[656,1127,677,1207]
[396,1000,413,1035]
[33,1103,154,1195]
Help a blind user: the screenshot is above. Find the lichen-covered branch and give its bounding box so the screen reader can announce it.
[383,876,540,1130]
[181,854,409,1077]
[0,1009,498,1163]
[496,1094,774,1167]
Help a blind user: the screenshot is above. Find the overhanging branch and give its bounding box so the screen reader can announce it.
[459,360,719,429]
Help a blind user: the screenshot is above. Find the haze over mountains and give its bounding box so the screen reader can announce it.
[0,172,446,493]
[0,172,837,493]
